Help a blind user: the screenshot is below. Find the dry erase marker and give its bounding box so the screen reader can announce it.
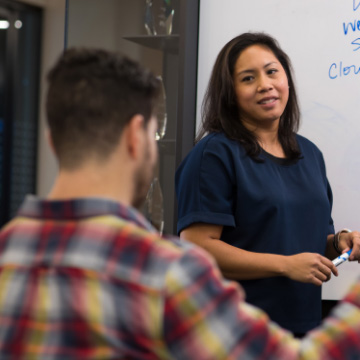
[332,249,352,267]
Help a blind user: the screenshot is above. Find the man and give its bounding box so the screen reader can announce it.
[0,48,359,359]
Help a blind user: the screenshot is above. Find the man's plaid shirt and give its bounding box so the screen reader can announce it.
[0,195,359,359]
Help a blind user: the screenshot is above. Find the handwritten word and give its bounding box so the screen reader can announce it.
[352,37,360,50]
[354,0,360,11]
[343,19,360,35]
[329,61,360,79]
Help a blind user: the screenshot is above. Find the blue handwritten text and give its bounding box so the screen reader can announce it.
[354,0,360,11]
[329,61,360,79]
[343,19,360,34]
[352,37,360,50]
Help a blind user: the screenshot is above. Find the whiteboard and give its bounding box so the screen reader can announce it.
[197,0,360,300]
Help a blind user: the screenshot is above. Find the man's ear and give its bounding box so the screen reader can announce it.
[126,114,145,159]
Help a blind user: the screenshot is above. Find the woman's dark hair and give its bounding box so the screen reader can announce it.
[197,32,301,160]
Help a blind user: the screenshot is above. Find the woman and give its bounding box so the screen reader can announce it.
[175,32,360,336]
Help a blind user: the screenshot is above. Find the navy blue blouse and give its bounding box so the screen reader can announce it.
[175,132,334,333]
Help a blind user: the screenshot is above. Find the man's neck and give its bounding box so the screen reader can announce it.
[48,165,132,207]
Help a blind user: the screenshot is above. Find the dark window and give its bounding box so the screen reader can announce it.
[0,0,42,225]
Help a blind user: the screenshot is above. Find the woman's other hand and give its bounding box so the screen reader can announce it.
[284,253,338,286]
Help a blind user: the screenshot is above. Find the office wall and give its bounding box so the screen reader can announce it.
[23,0,162,197]
[66,0,162,81]
[36,0,66,197]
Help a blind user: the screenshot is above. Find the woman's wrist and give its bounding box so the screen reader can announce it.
[333,228,352,254]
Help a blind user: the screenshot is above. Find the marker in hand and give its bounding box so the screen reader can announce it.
[332,249,352,267]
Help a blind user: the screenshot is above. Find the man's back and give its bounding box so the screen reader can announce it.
[2,196,289,359]
[0,196,188,358]
[2,195,360,360]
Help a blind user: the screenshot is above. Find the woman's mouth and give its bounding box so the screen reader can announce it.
[258,97,278,105]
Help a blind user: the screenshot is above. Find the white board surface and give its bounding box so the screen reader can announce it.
[197,0,360,300]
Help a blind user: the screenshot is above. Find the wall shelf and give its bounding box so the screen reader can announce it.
[123,35,179,54]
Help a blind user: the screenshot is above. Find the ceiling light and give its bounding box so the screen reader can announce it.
[0,20,9,29]
[14,20,22,29]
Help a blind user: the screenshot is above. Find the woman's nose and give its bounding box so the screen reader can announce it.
[257,75,273,92]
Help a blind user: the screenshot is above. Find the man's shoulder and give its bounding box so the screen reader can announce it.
[78,222,216,292]
[0,204,213,292]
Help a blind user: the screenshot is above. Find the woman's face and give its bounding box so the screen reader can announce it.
[232,44,289,130]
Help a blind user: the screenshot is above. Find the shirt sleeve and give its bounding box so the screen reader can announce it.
[176,135,237,234]
[300,280,360,358]
[163,247,360,359]
[162,246,300,359]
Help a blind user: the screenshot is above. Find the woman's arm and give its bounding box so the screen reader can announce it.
[181,223,338,286]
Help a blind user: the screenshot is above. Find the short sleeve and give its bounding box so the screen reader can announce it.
[175,134,237,234]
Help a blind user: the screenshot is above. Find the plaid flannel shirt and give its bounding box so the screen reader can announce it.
[0,195,359,359]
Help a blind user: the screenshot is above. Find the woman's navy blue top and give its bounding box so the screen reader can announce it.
[175,132,334,334]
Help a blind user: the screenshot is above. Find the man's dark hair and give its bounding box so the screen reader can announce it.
[46,48,161,169]
[197,32,301,160]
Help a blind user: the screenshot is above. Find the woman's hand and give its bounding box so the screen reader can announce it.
[284,253,338,286]
[338,230,360,262]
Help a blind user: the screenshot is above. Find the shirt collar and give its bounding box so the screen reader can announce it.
[17,195,157,233]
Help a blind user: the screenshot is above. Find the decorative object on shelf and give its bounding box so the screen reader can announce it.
[143,177,164,235]
[155,76,167,140]
[144,0,174,36]
[144,0,155,35]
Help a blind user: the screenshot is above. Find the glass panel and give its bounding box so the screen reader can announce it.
[0,2,41,225]
[9,9,41,217]
[66,0,180,234]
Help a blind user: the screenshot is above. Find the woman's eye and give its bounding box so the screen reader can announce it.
[268,69,278,75]
[242,76,253,82]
